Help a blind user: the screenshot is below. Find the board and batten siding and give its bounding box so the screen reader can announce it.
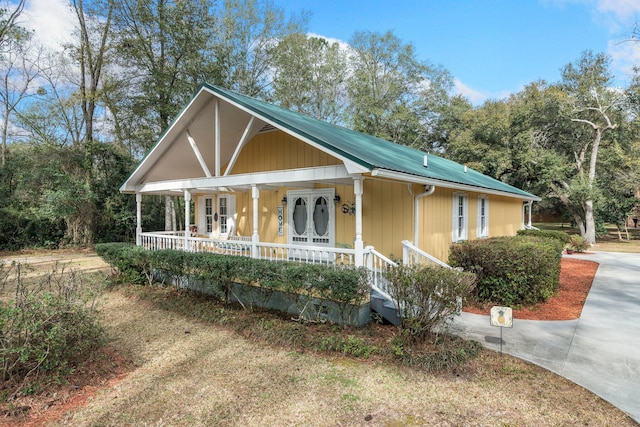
[417,187,525,262]
[191,130,526,264]
[229,130,340,174]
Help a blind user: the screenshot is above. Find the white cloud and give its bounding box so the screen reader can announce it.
[596,0,640,24]
[15,0,76,50]
[453,79,489,105]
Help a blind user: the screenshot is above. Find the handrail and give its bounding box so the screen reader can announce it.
[401,240,451,269]
[364,246,397,299]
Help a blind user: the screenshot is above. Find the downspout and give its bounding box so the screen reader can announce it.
[414,184,436,248]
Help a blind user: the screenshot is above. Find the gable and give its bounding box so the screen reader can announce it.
[121,83,539,202]
[228,130,341,175]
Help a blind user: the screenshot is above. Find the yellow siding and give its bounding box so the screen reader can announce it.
[229,130,340,174]
[417,188,525,262]
[190,130,526,264]
[361,179,415,260]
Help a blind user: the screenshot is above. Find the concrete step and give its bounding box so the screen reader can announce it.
[370,290,401,326]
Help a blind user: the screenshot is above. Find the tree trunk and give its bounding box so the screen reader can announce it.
[583,200,596,245]
[164,195,173,231]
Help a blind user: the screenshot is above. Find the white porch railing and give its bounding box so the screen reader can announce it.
[140,232,186,251]
[256,242,356,265]
[139,232,357,264]
[191,236,253,256]
[364,246,397,298]
[401,240,451,269]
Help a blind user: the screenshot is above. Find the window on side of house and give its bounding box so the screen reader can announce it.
[452,193,468,242]
[477,195,489,238]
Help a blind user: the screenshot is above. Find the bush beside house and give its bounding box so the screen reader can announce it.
[96,244,371,325]
[449,236,563,306]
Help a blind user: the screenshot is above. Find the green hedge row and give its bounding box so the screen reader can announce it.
[448,235,563,306]
[96,244,370,307]
[516,228,572,244]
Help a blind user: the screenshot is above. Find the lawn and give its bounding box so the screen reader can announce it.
[535,222,640,253]
[1,251,636,426]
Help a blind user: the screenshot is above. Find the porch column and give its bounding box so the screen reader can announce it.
[136,193,142,246]
[527,200,533,228]
[184,190,191,251]
[354,178,364,267]
[251,185,259,258]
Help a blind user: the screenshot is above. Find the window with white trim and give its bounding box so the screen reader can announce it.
[452,193,468,242]
[217,195,236,237]
[204,197,214,233]
[477,195,489,238]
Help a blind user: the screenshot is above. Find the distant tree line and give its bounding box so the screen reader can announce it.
[0,0,638,249]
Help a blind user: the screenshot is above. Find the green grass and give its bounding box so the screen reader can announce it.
[534,222,640,253]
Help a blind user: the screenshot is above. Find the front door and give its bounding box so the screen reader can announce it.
[287,189,335,249]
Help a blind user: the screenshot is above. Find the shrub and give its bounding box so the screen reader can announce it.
[385,264,476,341]
[568,234,588,252]
[449,235,563,306]
[516,228,572,244]
[96,242,151,285]
[0,264,105,398]
[95,245,371,323]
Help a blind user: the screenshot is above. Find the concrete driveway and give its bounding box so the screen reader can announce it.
[449,251,640,423]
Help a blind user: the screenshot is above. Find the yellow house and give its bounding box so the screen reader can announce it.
[120,84,539,271]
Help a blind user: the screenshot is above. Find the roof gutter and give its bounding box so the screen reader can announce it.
[371,168,541,202]
[414,184,436,248]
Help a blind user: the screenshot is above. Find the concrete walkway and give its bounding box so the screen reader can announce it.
[449,251,640,423]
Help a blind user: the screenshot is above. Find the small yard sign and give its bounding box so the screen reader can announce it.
[490,306,513,328]
[490,306,513,355]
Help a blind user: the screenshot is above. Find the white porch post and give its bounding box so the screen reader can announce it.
[184,190,191,251]
[136,193,142,246]
[252,185,259,258]
[528,200,533,228]
[354,177,364,267]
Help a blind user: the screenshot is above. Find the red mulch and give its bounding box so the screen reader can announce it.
[463,257,599,321]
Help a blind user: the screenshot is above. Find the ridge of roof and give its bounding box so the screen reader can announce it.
[205,84,539,200]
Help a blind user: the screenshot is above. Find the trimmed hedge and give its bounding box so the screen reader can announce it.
[516,228,572,244]
[449,235,563,306]
[96,244,370,309]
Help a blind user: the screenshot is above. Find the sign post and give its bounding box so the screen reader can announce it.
[490,306,513,355]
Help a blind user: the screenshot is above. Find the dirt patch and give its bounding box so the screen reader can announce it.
[1,348,133,427]
[463,257,599,320]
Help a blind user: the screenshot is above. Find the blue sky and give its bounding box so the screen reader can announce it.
[277,0,640,104]
[15,0,640,105]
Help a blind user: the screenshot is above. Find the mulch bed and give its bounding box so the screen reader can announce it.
[463,257,599,321]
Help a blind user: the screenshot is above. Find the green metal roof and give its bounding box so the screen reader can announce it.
[205,84,539,200]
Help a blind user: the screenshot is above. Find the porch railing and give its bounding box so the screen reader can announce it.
[401,240,451,269]
[140,232,185,251]
[364,246,397,298]
[257,242,356,265]
[139,232,356,264]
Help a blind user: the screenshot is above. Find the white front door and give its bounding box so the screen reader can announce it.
[287,189,335,248]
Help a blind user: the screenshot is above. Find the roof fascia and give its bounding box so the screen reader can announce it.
[371,169,541,201]
[120,84,212,191]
